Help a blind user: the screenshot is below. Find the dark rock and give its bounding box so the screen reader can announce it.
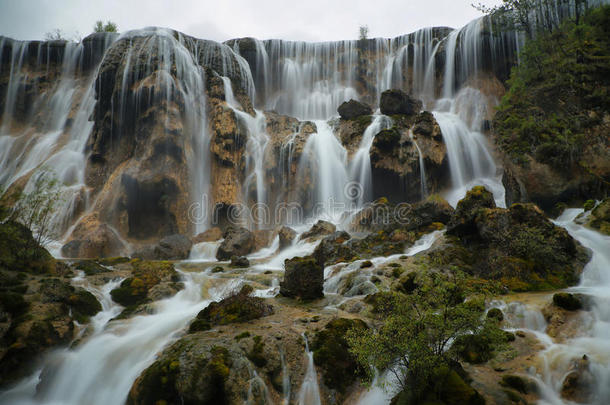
[110,261,181,308]
[586,198,610,235]
[337,99,372,120]
[299,220,336,241]
[561,355,595,403]
[553,292,583,311]
[312,231,354,267]
[216,226,255,260]
[61,223,125,259]
[132,234,192,260]
[486,308,504,322]
[379,89,422,116]
[372,127,401,150]
[447,186,496,239]
[230,256,250,268]
[189,285,273,332]
[278,226,297,250]
[280,256,324,300]
[312,318,368,394]
[500,374,537,394]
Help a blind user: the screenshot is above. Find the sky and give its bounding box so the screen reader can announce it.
[0,0,502,43]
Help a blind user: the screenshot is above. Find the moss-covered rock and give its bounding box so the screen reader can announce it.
[189,285,273,332]
[312,318,368,394]
[486,308,504,322]
[280,256,324,300]
[447,186,496,239]
[0,221,55,274]
[553,292,583,311]
[110,260,181,308]
[586,198,610,235]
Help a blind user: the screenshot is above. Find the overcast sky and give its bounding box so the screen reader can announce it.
[0,0,502,42]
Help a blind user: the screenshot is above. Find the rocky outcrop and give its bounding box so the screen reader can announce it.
[370,111,449,203]
[561,355,596,404]
[278,226,297,250]
[280,256,324,300]
[447,186,589,291]
[337,99,373,120]
[585,198,610,235]
[216,226,255,260]
[379,89,422,116]
[299,220,336,241]
[312,231,355,267]
[61,214,126,258]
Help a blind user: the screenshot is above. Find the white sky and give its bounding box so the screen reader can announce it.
[0,0,502,42]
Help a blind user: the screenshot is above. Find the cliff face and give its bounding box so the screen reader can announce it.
[2,7,605,255]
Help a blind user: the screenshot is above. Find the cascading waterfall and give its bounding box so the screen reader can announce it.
[298,120,350,220]
[348,114,392,206]
[0,271,232,405]
[296,334,322,405]
[409,130,428,199]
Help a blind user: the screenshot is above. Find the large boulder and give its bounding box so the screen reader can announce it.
[379,89,422,116]
[586,198,610,235]
[280,256,324,300]
[337,99,372,120]
[133,234,192,260]
[216,226,255,260]
[447,186,496,239]
[299,220,336,241]
[61,222,125,258]
[312,231,354,267]
[189,285,273,332]
[312,318,368,395]
[278,226,297,250]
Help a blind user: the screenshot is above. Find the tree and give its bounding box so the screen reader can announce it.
[473,0,537,38]
[4,173,65,246]
[359,25,369,41]
[44,28,66,41]
[347,272,504,403]
[94,20,118,33]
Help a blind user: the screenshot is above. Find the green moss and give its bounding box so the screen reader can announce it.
[486,308,504,322]
[68,289,102,322]
[553,292,583,311]
[74,260,108,275]
[234,331,251,341]
[96,256,130,266]
[247,335,267,367]
[0,221,54,274]
[312,318,368,394]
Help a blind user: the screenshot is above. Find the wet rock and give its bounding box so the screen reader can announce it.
[379,89,422,116]
[312,231,354,267]
[312,318,368,394]
[253,229,274,251]
[216,226,255,260]
[561,355,595,403]
[230,256,250,268]
[61,221,125,259]
[189,285,273,332]
[110,260,181,308]
[278,226,296,250]
[192,227,223,243]
[337,99,373,120]
[586,198,610,235]
[299,220,336,241]
[553,292,583,311]
[280,256,324,300]
[446,185,496,239]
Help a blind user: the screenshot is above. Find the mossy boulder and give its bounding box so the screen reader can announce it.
[372,127,402,150]
[312,231,355,267]
[128,341,232,405]
[312,318,368,394]
[110,260,181,308]
[0,221,54,274]
[280,256,324,300]
[486,308,504,322]
[553,292,583,311]
[447,186,496,239]
[189,285,273,332]
[586,198,610,235]
[337,99,373,120]
[379,89,422,116]
[216,226,255,260]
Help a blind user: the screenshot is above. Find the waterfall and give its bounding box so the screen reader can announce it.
[409,130,428,199]
[0,272,231,405]
[296,334,322,405]
[298,120,350,220]
[348,114,392,206]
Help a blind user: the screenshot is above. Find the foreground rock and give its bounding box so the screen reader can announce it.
[0,221,101,386]
[586,198,609,235]
[337,99,373,120]
[280,256,324,299]
[379,89,422,116]
[299,220,336,241]
[448,186,589,291]
[189,285,273,332]
[216,226,255,260]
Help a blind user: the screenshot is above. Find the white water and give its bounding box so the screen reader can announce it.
[296,334,322,405]
[0,272,232,405]
[349,114,393,206]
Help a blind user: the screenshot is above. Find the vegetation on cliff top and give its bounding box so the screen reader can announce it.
[493,5,610,171]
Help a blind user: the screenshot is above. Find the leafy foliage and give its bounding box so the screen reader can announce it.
[493,5,610,170]
[347,272,504,403]
[359,25,369,41]
[93,20,118,33]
